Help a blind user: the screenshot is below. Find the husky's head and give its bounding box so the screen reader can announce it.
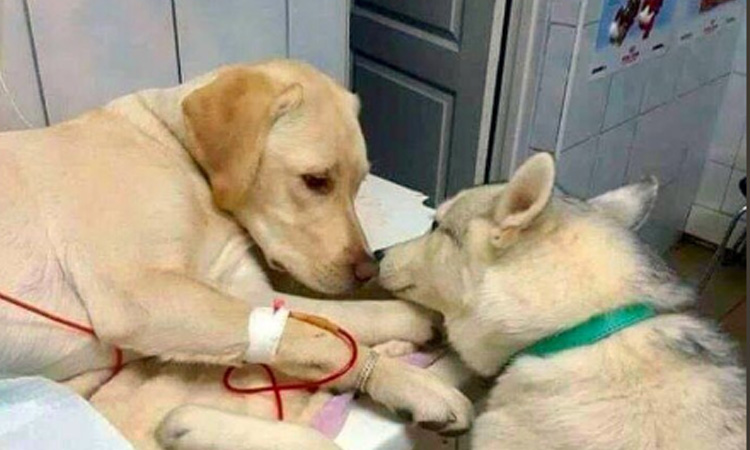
[378,153,682,374]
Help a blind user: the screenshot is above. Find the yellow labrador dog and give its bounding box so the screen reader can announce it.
[0,60,472,449]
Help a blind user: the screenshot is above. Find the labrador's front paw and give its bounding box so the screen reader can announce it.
[366,357,473,436]
[356,301,443,347]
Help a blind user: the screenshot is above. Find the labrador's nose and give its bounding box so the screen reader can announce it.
[353,256,379,282]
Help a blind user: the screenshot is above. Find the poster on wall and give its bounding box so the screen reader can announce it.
[589,0,679,79]
[676,0,744,45]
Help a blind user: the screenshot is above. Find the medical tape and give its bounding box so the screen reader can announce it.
[244,307,290,364]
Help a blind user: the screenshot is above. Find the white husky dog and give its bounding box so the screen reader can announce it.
[378,153,746,450]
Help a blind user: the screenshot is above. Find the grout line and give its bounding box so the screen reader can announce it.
[619,119,637,187]
[596,74,614,134]
[553,0,589,156]
[549,21,578,28]
[675,72,731,101]
[552,2,585,156]
[170,0,183,83]
[598,114,637,136]
[22,0,49,126]
[285,0,291,57]
[707,158,743,169]
[559,134,595,155]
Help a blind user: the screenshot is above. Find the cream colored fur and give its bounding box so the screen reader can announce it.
[0,60,472,449]
[380,153,746,450]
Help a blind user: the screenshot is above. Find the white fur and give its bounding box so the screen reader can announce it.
[380,154,746,450]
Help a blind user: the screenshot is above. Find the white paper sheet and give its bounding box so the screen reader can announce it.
[355,175,434,251]
[0,377,132,450]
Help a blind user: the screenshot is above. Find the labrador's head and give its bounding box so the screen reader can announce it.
[182,61,375,294]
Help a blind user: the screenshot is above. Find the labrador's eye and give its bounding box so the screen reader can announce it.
[431,220,439,231]
[302,174,332,194]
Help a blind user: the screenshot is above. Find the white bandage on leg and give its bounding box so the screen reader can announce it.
[244,307,290,364]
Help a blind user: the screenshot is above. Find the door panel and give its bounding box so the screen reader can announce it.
[354,57,453,198]
[352,0,504,203]
[357,0,462,39]
[351,9,459,89]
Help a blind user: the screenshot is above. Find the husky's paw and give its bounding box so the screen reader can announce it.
[373,340,419,357]
[157,405,218,450]
[368,358,473,436]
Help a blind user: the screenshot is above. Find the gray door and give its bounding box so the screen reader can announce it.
[351,0,507,204]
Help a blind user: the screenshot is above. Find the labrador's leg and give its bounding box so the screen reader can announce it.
[157,405,342,450]
[71,268,251,366]
[209,256,441,348]
[280,295,441,347]
[76,270,437,365]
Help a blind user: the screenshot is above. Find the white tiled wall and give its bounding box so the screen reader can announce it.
[686,18,747,245]
[557,22,610,150]
[602,63,646,131]
[590,120,636,196]
[0,0,349,129]
[529,0,746,251]
[28,0,179,123]
[557,137,598,197]
[530,24,577,151]
[0,0,47,129]
[695,162,734,211]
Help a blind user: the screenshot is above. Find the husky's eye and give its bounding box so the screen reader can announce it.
[302,174,332,194]
[441,227,460,245]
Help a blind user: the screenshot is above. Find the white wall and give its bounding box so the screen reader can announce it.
[0,0,349,130]
[525,0,745,252]
[686,19,746,244]
[0,0,47,129]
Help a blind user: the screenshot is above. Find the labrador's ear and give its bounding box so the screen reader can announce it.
[182,68,303,210]
[490,153,555,249]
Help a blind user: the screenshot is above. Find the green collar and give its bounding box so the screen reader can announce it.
[509,303,657,365]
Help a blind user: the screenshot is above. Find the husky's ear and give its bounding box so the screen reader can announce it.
[588,177,658,230]
[491,153,555,248]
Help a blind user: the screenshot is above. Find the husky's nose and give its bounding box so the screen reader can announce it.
[373,248,386,262]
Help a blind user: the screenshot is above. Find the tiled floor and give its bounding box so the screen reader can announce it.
[667,236,746,358]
